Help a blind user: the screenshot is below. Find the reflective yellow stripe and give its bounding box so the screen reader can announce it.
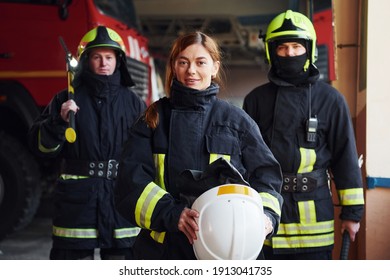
[269,232,334,249]
[38,130,60,153]
[135,182,167,228]
[53,226,140,239]
[338,188,365,205]
[209,153,231,164]
[60,174,89,180]
[260,192,281,217]
[264,239,272,246]
[268,200,335,249]
[298,148,316,173]
[150,231,166,244]
[114,227,141,239]
[298,200,316,224]
[53,226,97,238]
[153,153,166,190]
[277,220,334,235]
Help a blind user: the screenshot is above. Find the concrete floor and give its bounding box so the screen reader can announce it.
[0,216,52,260]
[0,199,101,260]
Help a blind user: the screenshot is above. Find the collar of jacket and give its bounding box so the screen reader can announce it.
[77,70,122,99]
[169,79,218,110]
[268,64,320,87]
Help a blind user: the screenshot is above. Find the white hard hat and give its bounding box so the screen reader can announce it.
[191,184,265,260]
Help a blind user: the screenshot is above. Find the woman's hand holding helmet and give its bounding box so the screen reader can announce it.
[178,207,199,244]
[264,213,273,238]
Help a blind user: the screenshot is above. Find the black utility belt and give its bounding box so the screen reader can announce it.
[62,159,119,180]
[282,169,329,193]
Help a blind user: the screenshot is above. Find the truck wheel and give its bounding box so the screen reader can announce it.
[0,131,42,241]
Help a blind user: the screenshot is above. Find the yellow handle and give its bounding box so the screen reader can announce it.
[65,127,77,143]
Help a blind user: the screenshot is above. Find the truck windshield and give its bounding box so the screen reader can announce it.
[94,0,141,30]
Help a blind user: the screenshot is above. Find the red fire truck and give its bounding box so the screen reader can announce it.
[0,0,158,240]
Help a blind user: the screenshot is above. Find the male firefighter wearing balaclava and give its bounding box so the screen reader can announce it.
[243,10,364,260]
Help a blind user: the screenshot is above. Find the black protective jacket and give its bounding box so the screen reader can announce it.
[243,66,365,254]
[28,70,146,249]
[116,80,283,259]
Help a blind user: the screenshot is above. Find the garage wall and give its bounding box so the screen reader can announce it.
[364,0,390,259]
[219,65,269,108]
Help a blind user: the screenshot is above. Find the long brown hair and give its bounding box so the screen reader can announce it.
[144,31,225,129]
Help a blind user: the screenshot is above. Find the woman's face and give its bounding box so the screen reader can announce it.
[174,43,219,91]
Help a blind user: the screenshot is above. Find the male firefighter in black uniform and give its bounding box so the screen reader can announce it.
[28,26,145,260]
[243,10,365,259]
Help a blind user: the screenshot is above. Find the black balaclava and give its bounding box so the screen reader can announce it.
[271,39,310,85]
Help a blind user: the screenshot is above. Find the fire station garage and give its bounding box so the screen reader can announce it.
[0,0,389,265]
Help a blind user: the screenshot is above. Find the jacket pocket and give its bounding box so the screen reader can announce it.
[205,126,241,158]
[292,185,334,222]
[53,178,97,226]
